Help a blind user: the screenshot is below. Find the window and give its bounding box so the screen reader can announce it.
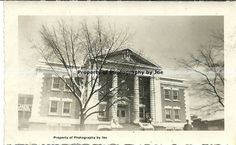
[117,110,120,117]
[165,109,172,120]
[62,102,71,115]
[49,101,58,114]
[99,102,107,118]
[64,78,71,91]
[173,90,179,100]
[117,109,126,117]
[121,110,126,117]
[164,89,171,99]
[174,109,180,120]
[52,77,60,90]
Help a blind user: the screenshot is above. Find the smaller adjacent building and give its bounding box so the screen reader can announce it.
[191,115,224,130]
[18,94,33,130]
[21,49,190,130]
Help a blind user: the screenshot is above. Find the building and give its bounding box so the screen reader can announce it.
[26,49,190,130]
[191,115,224,130]
[18,94,34,130]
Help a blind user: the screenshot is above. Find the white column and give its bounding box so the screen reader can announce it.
[150,76,155,122]
[110,73,118,120]
[154,76,162,123]
[133,75,140,123]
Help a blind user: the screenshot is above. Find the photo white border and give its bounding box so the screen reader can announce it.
[4,2,236,145]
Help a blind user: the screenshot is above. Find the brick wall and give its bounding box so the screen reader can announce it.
[39,73,80,119]
[161,86,186,123]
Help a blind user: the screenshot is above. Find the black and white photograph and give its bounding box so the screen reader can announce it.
[17,16,224,131]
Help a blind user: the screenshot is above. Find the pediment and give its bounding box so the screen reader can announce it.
[104,49,160,68]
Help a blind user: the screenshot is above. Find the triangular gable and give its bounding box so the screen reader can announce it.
[104,49,160,68]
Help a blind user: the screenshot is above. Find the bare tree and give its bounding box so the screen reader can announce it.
[178,30,224,114]
[33,19,130,130]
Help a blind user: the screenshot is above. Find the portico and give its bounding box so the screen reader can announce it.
[96,49,161,124]
[98,72,157,124]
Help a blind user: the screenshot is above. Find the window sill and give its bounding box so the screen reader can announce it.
[63,89,72,93]
[51,88,60,92]
[48,113,59,116]
[164,99,171,101]
[165,119,173,122]
[62,114,71,117]
[173,100,180,102]
[98,115,107,119]
[174,119,181,122]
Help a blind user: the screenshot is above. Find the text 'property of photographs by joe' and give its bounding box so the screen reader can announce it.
[77,69,163,76]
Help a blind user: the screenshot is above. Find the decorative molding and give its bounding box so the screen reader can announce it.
[184,89,191,120]
[173,99,180,102]
[163,87,171,90]
[164,98,171,101]
[173,106,181,109]
[62,98,73,102]
[164,106,172,109]
[30,72,44,119]
[49,97,60,101]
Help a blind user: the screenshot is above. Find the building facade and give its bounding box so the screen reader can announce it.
[26,49,190,130]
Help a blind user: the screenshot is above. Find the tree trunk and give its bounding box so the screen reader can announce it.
[80,113,85,131]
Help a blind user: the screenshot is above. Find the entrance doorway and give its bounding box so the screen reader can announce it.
[139,106,146,122]
[139,76,151,123]
[117,105,128,123]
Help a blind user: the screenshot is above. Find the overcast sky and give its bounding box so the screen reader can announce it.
[19,16,223,70]
[18,16,223,118]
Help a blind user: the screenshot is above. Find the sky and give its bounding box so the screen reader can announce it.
[19,16,223,69]
[18,16,223,118]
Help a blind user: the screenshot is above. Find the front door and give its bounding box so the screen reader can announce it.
[117,106,127,123]
[139,106,146,122]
